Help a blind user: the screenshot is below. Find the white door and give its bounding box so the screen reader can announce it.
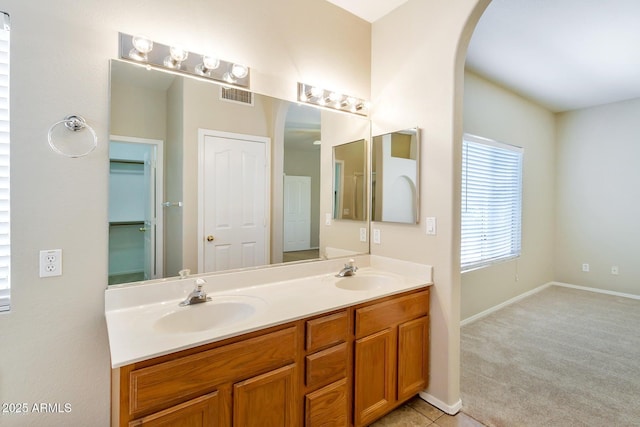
[283,176,311,252]
[199,131,269,272]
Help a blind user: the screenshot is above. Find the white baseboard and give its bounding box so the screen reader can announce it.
[461,282,553,326]
[418,392,462,415]
[552,281,640,300]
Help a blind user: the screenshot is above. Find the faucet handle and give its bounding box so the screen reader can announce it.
[195,278,207,290]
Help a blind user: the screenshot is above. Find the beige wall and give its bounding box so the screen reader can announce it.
[110,82,167,141]
[320,110,370,257]
[461,71,556,319]
[181,78,274,273]
[284,148,321,248]
[0,0,369,425]
[555,98,640,295]
[371,0,489,410]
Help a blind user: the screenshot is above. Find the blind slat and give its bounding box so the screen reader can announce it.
[0,13,9,311]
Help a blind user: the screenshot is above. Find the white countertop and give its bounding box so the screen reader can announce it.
[105,255,432,368]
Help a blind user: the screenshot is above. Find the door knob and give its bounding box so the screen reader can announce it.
[207,235,215,242]
[139,227,147,232]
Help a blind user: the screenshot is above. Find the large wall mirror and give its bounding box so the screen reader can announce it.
[108,60,370,285]
[371,128,420,224]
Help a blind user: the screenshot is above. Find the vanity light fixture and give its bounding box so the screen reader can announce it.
[119,33,250,88]
[297,83,368,116]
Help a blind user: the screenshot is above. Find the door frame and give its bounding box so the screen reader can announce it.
[109,134,164,279]
[197,129,271,273]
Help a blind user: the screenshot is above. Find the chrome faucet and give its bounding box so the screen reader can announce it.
[179,278,212,306]
[336,259,358,277]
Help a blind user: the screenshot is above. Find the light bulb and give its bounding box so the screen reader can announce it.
[196,55,220,76]
[231,63,249,79]
[310,86,323,98]
[169,46,188,62]
[129,35,153,61]
[329,92,341,102]
[132,36,153,53]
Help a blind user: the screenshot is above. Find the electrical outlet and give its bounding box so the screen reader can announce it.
[582,263,590,272]
[373,228,381,244]
[40,249,62,278]
[359,227,367,242]
[611,266,619,275]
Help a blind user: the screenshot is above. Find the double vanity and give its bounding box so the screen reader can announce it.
[105,255,432,426]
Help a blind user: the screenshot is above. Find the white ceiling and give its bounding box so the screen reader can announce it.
[466,0,640,112]
[324,0,409,23]
[327,0,640,113]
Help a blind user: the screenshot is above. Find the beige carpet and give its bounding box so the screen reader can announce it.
[461,285,640,426]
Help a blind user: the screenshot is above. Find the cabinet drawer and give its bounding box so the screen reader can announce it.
[129,327,296,417]
[305,342,348,388]
[306,311,348,353]
[305,378,348,427]
[128,392,219,427]
[355,290,429,339]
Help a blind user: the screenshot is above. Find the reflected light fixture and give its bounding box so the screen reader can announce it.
[119,33,250,88]
[297,83,368,116]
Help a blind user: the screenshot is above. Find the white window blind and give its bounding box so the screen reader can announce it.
[0,12,9,312]
[461,134,522,272]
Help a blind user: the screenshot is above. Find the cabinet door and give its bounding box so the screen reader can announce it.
[304,378,348,427]
[354,329,394,426]
[397,316,429,401]
[128,392,219,427]
[233,364,296,427]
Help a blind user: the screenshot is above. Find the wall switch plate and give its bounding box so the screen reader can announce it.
[582,263,590,272]
[40,249,62,278]
[611,266,619,275]
[325,213,332,226]
[373,228,381,244]
[426,217,437,235]
[359,228,367,242]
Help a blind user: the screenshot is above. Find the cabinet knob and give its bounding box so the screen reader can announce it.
[207,235,215,242]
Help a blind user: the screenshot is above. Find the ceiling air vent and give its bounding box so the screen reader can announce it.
[220,86,254,106]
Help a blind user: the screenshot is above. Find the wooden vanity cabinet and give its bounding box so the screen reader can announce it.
[112,326,299,426]
[112,288,430,427]
[353,290,430,426]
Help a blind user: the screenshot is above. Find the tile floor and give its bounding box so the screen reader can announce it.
[370,396,486,427]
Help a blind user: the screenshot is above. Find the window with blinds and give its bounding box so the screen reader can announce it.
[461,134,522,272]
[0,12,9,312]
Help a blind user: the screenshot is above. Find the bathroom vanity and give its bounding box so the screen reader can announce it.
[106,256,432,426]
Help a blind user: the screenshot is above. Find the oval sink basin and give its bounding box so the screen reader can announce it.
[335,274,395,291]
[154,296,265,334]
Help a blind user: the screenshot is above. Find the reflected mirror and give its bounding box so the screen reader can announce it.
[371,128,420,224]
[332,140,367,221]
[108,60,370,285]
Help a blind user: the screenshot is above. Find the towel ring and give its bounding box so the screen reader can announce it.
[47,115,98,158]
